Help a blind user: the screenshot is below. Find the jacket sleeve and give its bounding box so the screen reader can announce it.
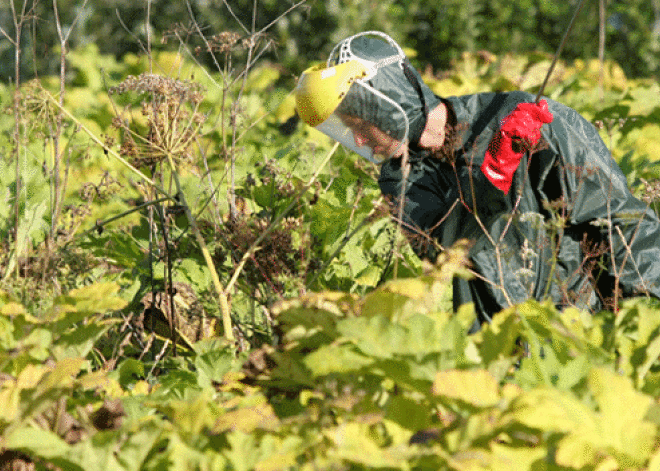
[536,100,660,299]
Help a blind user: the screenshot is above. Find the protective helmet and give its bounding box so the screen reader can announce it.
[295,31,439,164]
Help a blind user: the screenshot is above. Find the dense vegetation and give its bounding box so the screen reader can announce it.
[2,1,660,469]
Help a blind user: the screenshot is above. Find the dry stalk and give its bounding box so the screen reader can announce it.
[393,148,411,279]
[2,0,33,281]
[50,0,90,237]
[44,90,239,341]
[614,226,648,295]
[162,151,235,342]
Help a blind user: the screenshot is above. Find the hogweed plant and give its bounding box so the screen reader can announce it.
[106,72,235,345]
[15,0,327,357]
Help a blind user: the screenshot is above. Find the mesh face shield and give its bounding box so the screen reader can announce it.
[295,32,417,164]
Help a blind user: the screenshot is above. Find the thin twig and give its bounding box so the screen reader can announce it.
[393,148,411,279]
[50,0,90,238]
[535,0,588,103]
[598,0,606,99]
[163,151,235,343]
[614,225,649,296]
[79,197,170,238]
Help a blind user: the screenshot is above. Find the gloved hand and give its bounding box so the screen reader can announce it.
[481,99,553,194]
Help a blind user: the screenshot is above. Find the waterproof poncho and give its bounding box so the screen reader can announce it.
[379,90,660,325]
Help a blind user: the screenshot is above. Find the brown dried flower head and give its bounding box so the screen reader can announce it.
[209,31,243,54]
[109,73,207,168]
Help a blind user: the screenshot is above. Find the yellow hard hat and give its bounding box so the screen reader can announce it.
[294,60,368,127]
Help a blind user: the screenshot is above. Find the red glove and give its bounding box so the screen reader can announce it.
[481,99,553,194]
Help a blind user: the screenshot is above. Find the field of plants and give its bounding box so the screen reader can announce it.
[2,1,660,470]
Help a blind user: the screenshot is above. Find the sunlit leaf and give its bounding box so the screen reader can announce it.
[158,393,217,436]
[303,343,374,376]
[624,83,660,116]
[113,425,163,471]
[165,432,211,471]
[555,434,599,469]
[518,59,553,90]
[4,426,82,471]
[224,432,260,471]
[326,422,413,468]
[52,322,114,360]
[354,264,382,287]
[475,308,523,366]
[510,387,594,432]
[638,334,660,385]
[0,302,26,316]
[590,367,652,425]
[432,369,500,408]
[587,368,656,465]
[337,316,409,359]
[245,66,281,93]
[54,282,127,315]
[193,347,238,387]
[488,443,547,471]
[38,357,85,390]
[214,397,279,433]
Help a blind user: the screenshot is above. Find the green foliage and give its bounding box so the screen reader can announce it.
[256,261,660,470]
[2,6,660,467]
[6,249,660,469]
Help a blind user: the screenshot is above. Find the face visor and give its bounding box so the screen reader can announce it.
[294,32,411,164]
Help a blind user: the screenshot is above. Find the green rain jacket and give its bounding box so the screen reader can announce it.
[379,90,660,325]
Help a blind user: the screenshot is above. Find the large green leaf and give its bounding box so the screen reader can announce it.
[303,343,374,377]
[337,316,410,359]
[326,421,413,469]
[4,426,84,471]
[586,368,656,466]
[53,282,127,317]
[432,369,500,408]
[510,387,595,433]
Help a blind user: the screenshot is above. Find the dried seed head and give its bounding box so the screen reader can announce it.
[110,73,207,168]
[110,73,205,105]
[209,31,243,54]
[641,178,660,204]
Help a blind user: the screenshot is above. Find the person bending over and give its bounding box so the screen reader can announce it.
[294,31,660,327]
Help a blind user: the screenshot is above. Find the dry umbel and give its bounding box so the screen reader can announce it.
[110,73,206,168]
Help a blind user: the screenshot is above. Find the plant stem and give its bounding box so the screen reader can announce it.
[599,0,606,99]
[44,90,170,198]
[394,148,410,280]
[79,197,171,238]
[536,0,588,103]
[164,153,235,343]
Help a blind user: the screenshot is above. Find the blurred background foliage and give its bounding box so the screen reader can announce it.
[1,0,659,84]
